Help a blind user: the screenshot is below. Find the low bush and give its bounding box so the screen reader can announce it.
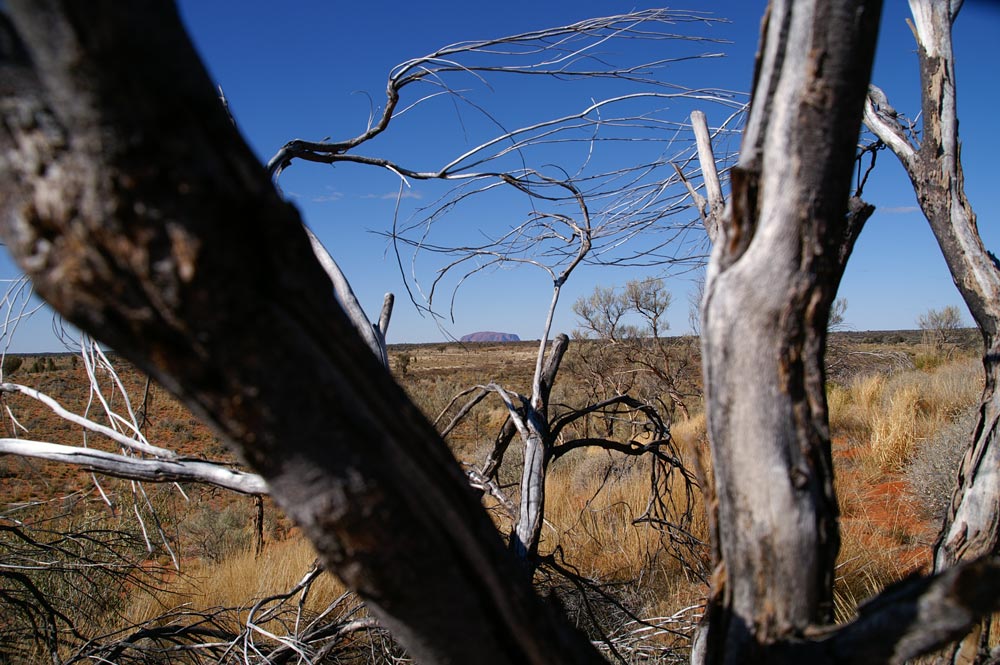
[904,407,977,523]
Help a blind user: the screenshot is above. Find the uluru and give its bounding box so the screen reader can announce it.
[460,331,521,343]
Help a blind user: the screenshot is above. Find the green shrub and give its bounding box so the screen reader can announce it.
[1,355,22,375]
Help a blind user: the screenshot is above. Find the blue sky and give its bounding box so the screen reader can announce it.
[2,1,998,351]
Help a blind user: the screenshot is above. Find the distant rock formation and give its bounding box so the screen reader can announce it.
[460,331,521,343]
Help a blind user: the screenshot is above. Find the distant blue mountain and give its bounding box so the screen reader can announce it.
[460,331,521,343]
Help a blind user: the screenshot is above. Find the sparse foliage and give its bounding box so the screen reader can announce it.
[906,407,978,524]
[394,353,411,376]
[829,297,849,332]
[572,278,697,422]
[0,493,169,662]
[1,355,22,375]
[917,305,964,349]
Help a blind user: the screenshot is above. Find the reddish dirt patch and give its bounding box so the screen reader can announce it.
[832,435,862,461]
[841,476,934,574]
[833,431,937,585]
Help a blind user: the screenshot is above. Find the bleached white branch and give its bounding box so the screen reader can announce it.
[303,226,390,368]
[484,382,530,440]
[690,110,725,242]
[377,292,394,338]
[0,382,176,458]
[863,87,917,172]
[0,439,267,495]
[267,10,734,176]
[263,11,742,333]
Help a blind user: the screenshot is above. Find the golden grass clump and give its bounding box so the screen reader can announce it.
[539,440,710,607]
[829,357,982,474]
[122,536,346,629]
[829,353,983,620]
[543,456,656,578]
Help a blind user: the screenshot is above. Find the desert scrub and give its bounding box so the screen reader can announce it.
[828,357,984,622]
[0,493,168,662]
[180,500,257,563]
[124,536,347,622]
[829,357,982,474]
[904,407,977,523]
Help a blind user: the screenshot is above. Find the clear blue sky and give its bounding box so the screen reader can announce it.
[2,1,998,351]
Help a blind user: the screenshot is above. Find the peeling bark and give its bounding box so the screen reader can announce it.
[694,1,882,662]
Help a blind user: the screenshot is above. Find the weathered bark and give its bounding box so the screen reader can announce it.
[0,3,604,664]
[694,1,882,662]
[510,333,567,563]
[864,2,1000,661]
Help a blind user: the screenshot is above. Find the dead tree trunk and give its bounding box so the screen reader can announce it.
[510,334,567,564]
[0,3,603,663]
[693,1,881,662]
[864,1,1000,661]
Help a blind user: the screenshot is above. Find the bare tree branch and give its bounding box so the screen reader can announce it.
[690,109,726,242]
[0,439,266,494]
[772,557,1000,664]
[1,382,176,458]
[863,85,917,171]
[303,226,391,368]
[266,10,735,176]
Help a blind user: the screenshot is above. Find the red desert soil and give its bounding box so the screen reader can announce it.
[834,437,934,575]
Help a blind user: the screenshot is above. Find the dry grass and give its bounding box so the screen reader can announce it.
[121,536,346,629]
[5,341,991,662]
[829,356,982,475]
[544,457,669,579]
[834,483,929,622]
[538,413,711,623]
[80,537,392,664]
[830,353,983,620]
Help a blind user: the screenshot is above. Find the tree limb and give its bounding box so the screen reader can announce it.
[0,382,176,458]
[862,86,917,172]
[0,439,267,495]
[691,110,725,242]
[773,557,1000,664]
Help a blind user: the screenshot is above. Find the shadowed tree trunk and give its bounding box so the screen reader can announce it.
[0,3,604,663]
